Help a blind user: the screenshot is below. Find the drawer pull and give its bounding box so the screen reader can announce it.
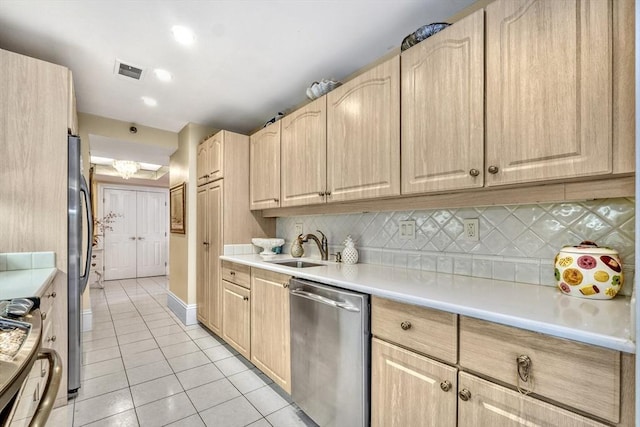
[400,321,412,330]
[47,335,57,343]
[230,271,236,276]
[41,312,47,320]
[243,296,249,301]
[47,292,56,298]
[458,389,471,401]
[516,354,534,395]
[440,380,452,392]
[282,283,290,289]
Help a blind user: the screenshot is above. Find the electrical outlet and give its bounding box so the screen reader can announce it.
[463,219,479,241]
[399,220,416,240]
[294,223,304,236]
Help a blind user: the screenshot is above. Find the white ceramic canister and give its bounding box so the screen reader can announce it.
[554,241,624,299]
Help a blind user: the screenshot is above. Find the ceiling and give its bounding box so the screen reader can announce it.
[0,0,475,136]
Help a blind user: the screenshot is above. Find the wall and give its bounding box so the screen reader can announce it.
[169,123,215,306]
[277,198,635,295]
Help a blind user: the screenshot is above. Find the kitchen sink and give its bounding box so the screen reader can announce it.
[268,260,324,268]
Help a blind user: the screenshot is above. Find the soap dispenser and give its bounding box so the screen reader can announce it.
[342,235,359,265]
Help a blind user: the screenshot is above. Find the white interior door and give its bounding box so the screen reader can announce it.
[136,191,167,277]
[103,189,137,280]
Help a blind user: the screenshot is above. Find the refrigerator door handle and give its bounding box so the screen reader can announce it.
[79,175,93,294]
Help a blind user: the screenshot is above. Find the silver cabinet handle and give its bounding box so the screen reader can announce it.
[488,165,499,174]
[469,168,480,177]
[459,389,471,401]
[440,380,452,392]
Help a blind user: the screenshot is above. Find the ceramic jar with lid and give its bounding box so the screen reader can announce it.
[554,241,624,299]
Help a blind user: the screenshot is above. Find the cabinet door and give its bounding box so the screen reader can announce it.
[371,338,457,427]
[206,182,223,335]
[222,280,250,359]
[281,97,327,207]
[196,185,209,324]
[401,10,484,194]
[327,56,400,202]
[207,131,224,181]
[197,142,209,186]
[250,123,281,209]
[458,372,608,427]
[486,0,612,185]
[250,268,291,393]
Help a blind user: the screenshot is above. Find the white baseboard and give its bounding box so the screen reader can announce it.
[167,291,198,326]
[82,309,92,332]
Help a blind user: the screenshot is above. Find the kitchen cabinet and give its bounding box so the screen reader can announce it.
[0,48,72,407]
[457,372,607,427]
[280,97,327,207]
[249,122,281,209]
[401,9,484,194]
[68,71,78,135]
[222,261,251,359]
[326,55,400,202]
[485,0,613,185]
[197,181,223,334]
[250,268,291,393]
[372,338,457,427]
[196,130,274,335]
[371,296,634,426]
[197,132,224,186]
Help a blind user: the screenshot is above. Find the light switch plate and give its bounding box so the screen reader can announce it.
[399,220,416,240]
[294,223,304,236]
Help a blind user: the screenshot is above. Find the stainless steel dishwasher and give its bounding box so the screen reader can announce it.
[290,278,370,427]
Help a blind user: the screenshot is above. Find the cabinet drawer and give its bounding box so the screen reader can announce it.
[222,261,250,289]
[458,371,608,427]
[372,297,457,364]
[459,316,620,423]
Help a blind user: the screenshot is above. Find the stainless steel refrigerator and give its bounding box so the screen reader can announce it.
[68,135,93,395]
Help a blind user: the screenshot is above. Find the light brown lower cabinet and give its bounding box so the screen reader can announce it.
[457,372,607,427]
[250,268,292,393]
[222,280,251,359]
[371,338,457,427]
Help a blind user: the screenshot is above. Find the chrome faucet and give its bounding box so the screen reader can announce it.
[300,230,328,260]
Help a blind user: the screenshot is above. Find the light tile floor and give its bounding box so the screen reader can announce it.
[48,277,317,427]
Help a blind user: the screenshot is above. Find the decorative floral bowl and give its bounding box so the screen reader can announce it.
[401,22,450,51]
[555,241,624,300]
[252,238,285,258]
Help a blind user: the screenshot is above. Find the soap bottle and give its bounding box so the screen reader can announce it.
[342,235,359,265]
[291,234,304,258]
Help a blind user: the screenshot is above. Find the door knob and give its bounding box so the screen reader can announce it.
[469,168,480,177]
[138,237,145,240]
[400,321,412,330]
[458,389,471,401]
[488,165,499,174]
[440,380,452,392]
[129,237,136,240]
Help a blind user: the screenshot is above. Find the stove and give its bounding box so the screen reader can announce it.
[0,297,42,420]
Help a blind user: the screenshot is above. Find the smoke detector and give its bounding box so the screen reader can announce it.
[114,59,145,81]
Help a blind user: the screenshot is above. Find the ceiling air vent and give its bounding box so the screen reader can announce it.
[115,59,144,80]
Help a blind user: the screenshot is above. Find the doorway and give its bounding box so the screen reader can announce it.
[99,185,168,280]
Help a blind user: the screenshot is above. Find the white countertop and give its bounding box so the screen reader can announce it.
[221,254,635,353]
[0,268,57,300]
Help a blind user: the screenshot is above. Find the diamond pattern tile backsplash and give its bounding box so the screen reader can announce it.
[276,198,635,294]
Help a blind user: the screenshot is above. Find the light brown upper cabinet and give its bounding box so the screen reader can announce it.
[327,55,400,202]
[401,10,484,194]
[280,97,327,207]
[250,122,281,209]
[485,0,612,186]
[197,132,224,186]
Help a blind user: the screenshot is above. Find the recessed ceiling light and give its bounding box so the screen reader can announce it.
[171,25,195,45]
[153,69,172,82]
[141,96,157,107]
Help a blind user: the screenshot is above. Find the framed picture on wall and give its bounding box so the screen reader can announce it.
[170,183,186,234]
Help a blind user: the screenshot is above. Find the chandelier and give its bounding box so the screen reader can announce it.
[112,160,140,179]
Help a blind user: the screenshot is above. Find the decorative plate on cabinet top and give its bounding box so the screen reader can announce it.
[401,22,450,51]
[306,79,342,100]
